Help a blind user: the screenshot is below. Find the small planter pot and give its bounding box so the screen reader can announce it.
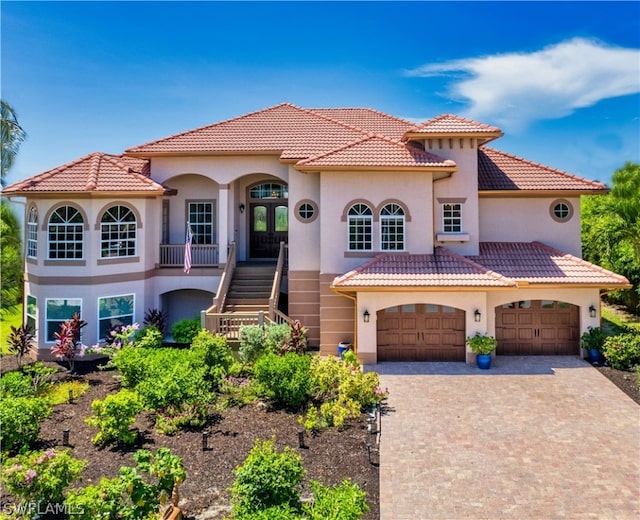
[588,348,603,364]
[476,353,492,370]
[337,342,352,359]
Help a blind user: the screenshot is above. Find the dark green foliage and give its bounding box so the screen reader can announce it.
[603,331,640,370]
[254,352,312,409]
[580,326,608,352]
[190,329,234,389]
[231,438,305,517]
[143,307,168,335]
[0,396,51,454]
[0,200,23,312]
[303,479,369,520]
[171,317,201,344]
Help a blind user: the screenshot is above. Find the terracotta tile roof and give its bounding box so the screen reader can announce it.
[406,114,503,136]
[478,147,607,192]
[126,103,367,160]
[332,248,516,288]
[332,242,630,290]
[1,153,165,194]
[469,242,630,287]
[296,136,456,170]
[310,108,415,140]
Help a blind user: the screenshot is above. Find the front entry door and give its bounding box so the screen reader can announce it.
[249,202,288,258]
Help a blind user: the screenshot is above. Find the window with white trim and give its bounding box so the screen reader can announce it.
[187,201,214,244]
[348,203,373,251]
[27,207,38,258]
[26,295,37,338]
[45,298,81,342]
[48,206,83,259]
[380,203,405,251]
[101,206,136,258]
[98,294,134,340]
[442,203,462,233]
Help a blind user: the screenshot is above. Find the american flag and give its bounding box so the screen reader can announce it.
[184,224,193,274]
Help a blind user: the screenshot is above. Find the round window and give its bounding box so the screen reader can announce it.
[295,200,318,223]
[549,199,573,222]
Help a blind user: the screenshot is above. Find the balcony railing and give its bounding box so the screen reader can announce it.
[159,244,219,267]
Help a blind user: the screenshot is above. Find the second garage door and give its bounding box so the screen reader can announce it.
[377,304,466,361]
[495,300,580,355]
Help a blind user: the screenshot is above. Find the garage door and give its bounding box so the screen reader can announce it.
[495,300,579,355]
[377,304,465,361]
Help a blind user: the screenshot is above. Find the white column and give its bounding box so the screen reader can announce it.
[218,185,229,265]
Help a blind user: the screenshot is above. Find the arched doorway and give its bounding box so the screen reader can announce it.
[377,304,466,361]
[495,300,580,355]
[248,182,288,258]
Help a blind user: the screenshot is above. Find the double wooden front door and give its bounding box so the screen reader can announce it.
[377,304,466,361]
[495,300,579,355]
[249,202,288,258]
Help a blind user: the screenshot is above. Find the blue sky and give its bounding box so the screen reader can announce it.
[2,1,639,187]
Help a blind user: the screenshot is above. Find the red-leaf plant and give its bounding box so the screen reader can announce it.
[52,313,87,372]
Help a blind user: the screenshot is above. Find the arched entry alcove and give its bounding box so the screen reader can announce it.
[377,303,466,361]
[247,181,288,258]
[495,299,580,355]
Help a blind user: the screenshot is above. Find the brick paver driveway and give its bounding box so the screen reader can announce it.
[372,357,640,519]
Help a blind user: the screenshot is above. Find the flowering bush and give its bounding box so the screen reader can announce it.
[219,375,260,408]
[1,448,86,507]
[51,313,87,372]
[155,401,208,435]
[85,389,143,446]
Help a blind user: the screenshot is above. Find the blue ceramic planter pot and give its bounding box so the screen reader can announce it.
[337,343,351,359]
[476,353,492,369]
[588,348,603,364]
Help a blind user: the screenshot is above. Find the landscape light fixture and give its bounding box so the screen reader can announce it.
[474,309,481,322]
[363,310,370,323]
[589,305,597,318]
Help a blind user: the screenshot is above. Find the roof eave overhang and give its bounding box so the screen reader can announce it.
[403,132,503,144]
[331,285,515,293]
[2,190,170,198]
[295,165,458,174]
[479,189,608,198]
[515,281,633,290]
[125,150,284,158]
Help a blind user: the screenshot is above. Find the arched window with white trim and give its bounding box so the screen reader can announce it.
[380,203,405,251]
[101,205,136,257]
[48,206,84,259]
[347,203,373,251]
[27,206,38,258]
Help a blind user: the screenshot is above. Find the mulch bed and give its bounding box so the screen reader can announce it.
[594,363,640,405]
[0,357,380,520]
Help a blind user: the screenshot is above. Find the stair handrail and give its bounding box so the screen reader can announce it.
[212,242,236,313]
[269,241,286,321]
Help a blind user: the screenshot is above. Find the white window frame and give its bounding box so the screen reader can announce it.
[347,203,373,251]
[27,207,38,258]
[380,203,406,251]
[442,203,463,233]
[187,201,215,245]
[100,206,137,258]
[98,294,135,341]
[45,298,82,343]
[47,206,84,260]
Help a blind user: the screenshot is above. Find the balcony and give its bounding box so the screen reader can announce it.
[159,244,219,267]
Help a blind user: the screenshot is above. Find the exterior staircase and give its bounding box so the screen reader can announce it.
[223,262,277,313]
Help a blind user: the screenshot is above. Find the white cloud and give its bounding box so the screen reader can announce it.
[406,38,640,129]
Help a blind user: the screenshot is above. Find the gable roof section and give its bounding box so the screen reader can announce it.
[469,242,630,287]
[126,103,368,160]
[332,242,630,291]
[296,136,456,171]
[1,153,166,195]
[403,114,503,143]
[478,147,607,192]
[332,247,516,289]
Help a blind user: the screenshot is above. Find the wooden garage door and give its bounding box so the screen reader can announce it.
[377,304,465,361]
[496,300,580,355]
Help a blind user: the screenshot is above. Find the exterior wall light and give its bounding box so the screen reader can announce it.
[363,310,370,323]
[474,309,481,322]
[239,203,245,213]
[589,305,597,318]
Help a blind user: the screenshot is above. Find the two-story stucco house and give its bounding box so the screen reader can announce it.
[2,102,630,364]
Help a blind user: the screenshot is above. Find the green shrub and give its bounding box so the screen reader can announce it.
[265,323,291,353]
[580,326,608,351]
[239,325,268,363]
[44,380,90,405]
[155,401,208,435]
[219,375,261,409]
[254,352,312,409]
[0,370,34,397]
[85,389,142,446]
[231,438,305,516]
[233,504,302,519]
[111,346,150,388]
[171,317,201,344]
[134,325,164,348]
[191,329,234,388]
[65,448,185,520]
[603,332,640,370]
[303,479,369,520]
[136,359,207,410]
[0,396,51,454]
[2,448,86,506]
[23,361,57,394]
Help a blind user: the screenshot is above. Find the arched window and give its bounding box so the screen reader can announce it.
[48,206,84,259]
[348,203,373,251]
[27,207,38,258]
[101,206,136,257]
[380,203,405,251]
